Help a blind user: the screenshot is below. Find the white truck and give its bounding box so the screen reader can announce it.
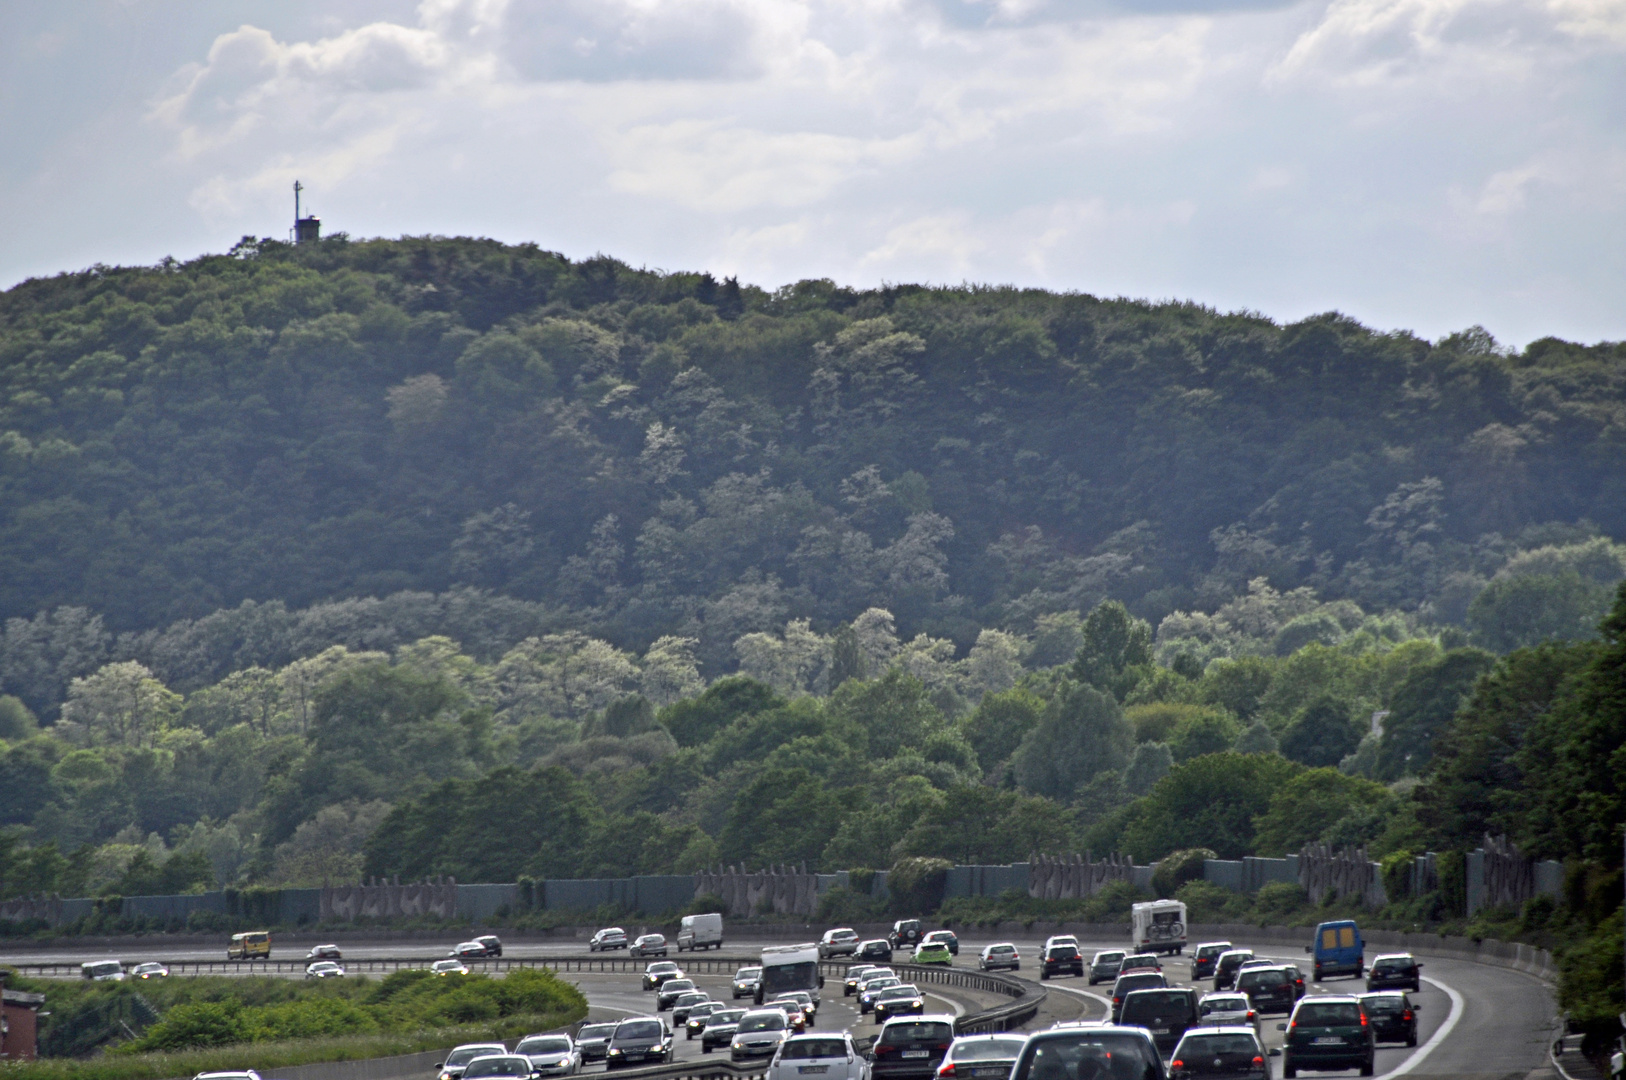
[677,912,724,951]
[755,942,823,1006]
[1131,899,1188,955]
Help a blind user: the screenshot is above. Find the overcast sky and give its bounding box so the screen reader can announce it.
[3,0,1623,347]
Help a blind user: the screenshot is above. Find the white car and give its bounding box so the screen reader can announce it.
[590,927,628,952]
[1195,992,1259,1034]
[305,961,346,979]
[978,943,1020,972]
[766,1032,869,1080]
[194,1073,262,1080]
[1043,935,1079,953]
[938,1034,1028,1080]
[516,1033,581,1076]
[433,959,470,977]
[437,1045,510,1080]
[731,1009,791,1061]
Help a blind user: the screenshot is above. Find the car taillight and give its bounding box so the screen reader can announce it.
[875,1046,895,1056]
[1403,1011,1413,1021]
[1169,1061,1183,1070]
[934,1043,952,1051]
[1247,1011,1255,1021]
[1251,1057,1263,1066]
[1360,1014,1368,1026]
[937,1065,955,1077]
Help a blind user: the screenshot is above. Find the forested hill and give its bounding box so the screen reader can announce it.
[2,235,1624,700]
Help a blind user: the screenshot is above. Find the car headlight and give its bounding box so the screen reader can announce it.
[608,1049,622,1056]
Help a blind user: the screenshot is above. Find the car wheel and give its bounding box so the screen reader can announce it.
[1039,971,1049,981]
[1360,1058,1374,1077]
[702,1046,711,1054]
[1407,1033,1418,1048]
[1282,1062,1295,1079]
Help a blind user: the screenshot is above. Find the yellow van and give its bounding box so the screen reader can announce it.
[227,931,272,960]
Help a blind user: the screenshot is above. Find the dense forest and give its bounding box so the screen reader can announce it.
[0,237,1621,936]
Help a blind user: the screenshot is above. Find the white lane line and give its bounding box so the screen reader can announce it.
[1371,976,1462,1080]
[925,992,967,1017]
[1041,982,1114,1015]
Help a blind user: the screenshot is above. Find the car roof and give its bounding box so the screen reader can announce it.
[881,1013,956,1026]
[1028,1025,1154,1043]
[1295,995,1362,1005]
[1179,1026,1259,1037]
[1372,952,1416,961]
[952,1033,1027,1042]
[1358,990,1410,998]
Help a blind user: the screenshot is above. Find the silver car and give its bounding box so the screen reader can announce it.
[517,1034,580,1076]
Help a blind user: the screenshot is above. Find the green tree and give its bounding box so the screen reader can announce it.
[826,670,946,758]
[1468,572,1615,653]
[1071,601,1154,701]
[719,766,848,869]
[1197,657,1276,721]
[960,687,1046,769]
[1377,648,1497,778]
[658,676,784,747]
[1117,751,1303,860]
[1169,708,1241,762]
[1252,769,1391,855]
[1011,681,1133,801]
[1279,694,1363,767]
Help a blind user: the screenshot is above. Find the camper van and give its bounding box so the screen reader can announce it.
[1130,899,1187,955]
[755,943,823,1007]
[678,913,724,951]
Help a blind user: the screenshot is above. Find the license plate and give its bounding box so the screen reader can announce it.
[799,1068,829,1074]
[902,1050,929,1059]
[1312,1037,1343,1045]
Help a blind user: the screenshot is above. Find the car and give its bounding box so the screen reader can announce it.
[677,913,724,952]
[1195,992,1259,1034]
[1235,966,1296,1016]
[731,1009,791,1061]
[433,959,470,976]
[463,1055,534,1080]
[936,1034,1027,1080]
[630,933,669,958]
[776,991,819,1024]
[1118,986,1202,1055]
[575,1023,617,1063]
[1087,950,1126,985]
[1039,942,1084,981]
[767,1032,869,1080]
[873,985,927,1023]
[656,978,698,1010]
[194,1073,263,1080]
[589,928,628,952]
[870,1015,957,1080]
[860,976,904,1013]
[702,1008,749,1053]
[436,1043,510,1080]
[307,944,343,960]
[1357,991,1419,1046]
[1365,953,1423,992]
[1190,942,1233,981]
[889,919,925,950]
[922,930,959,957]
[516,1034,581,1076]
[1006,1023,1163,1080]
[643,961,684,990]
[671,991,713,1025]
[1212,949,1256,992]
[1167,1026,1277,1080]
[606,1016,673,1069]
[131,962,170,979]
[1118,954,1162,975]
[81,960,125,981]
[846,965,885,994]
[765,999,808,1032]
[685,1001,723,1038]
[820,928,861,957]
[912,942,953,966]
[978,944,1020,972]
[1277,996,1375,1077]
[1280,964,1308,999]
[1043,935,1079,953]
[305,961,346,979]
[1109,971,1169,1023]
[732,965,763,998]
[857,939,895,962]
[450,940,493,960]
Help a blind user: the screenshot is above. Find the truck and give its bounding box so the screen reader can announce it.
[754,943,823,1007]
[677,912,724,951]
[1130,899,1187,955]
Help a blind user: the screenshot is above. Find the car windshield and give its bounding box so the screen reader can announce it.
[1048,946,1079,959]
[664,980,694,992]
[737,967,761,979]
[1296,1003,1362,1025]
[1239,970,1288,988]
[885,1022,953,1043]
[1124,991,1192,1015]
[615,1022,662,1042]
[989,946,1015,955]
[878,987,918,1000]
[1176,1034,1259,1059]
[710,1011,745,1025]
[782,1039,848,1059]
[865,978,901,993]
[1360,996,1404,1013]
[952,1039,1026,1061]
[1198,946,1229,958]
[1013,1033,1160,1080]
[447,1048,506,1066]
[676,993,708,1005]
[434,961,462,971]
[578,1026,615,1040]
[1200,997,1248,1015]
[1374,959,1411,972]
[518,1038,572,1055]
[690,1004,719,1016]
[739,1013,786,1033]
[1218,954,1253,968]
[464,1059,528,1078]
[1116,975,1165,992]
[1095,953,1123,964]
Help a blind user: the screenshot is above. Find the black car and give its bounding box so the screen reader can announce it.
[872,985,927,1023]
[922,930,959,956]
[1109,971,1169,1023]
[656,978,698,1010]
[1366,954,1423,992]
[845,966,884,995]
[1189,942,1232,981]
[1235,966,1297,1016]
[857,939,894,962]
[1278,996,1375,1077]
[576,1022,617,1062]
[684,1001,721,1039]
[870,1016,956,1080]
[1010,1025,1164,1080]
[889,920,924,950]
[605,1017,673,1069]
[642,961,684,991]
[1118,987,1201,1054]
[475,935,503,957]
[1167,1027,1276,1080]
[700,1008,747,1053]
[1213,950,1255,992]
[671,991,712,1025]
[1358,991,1419,1046]
[1040,943,1084,980]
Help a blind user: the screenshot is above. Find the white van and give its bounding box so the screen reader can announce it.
[81,960,126,981]
[1131,899,1188,955]
[677,912,724,951]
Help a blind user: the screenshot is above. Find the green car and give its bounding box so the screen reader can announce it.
[1279,996,1375,1077]
[911,942,953,966]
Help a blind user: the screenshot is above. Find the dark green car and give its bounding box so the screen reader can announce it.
[1279,997,1375,1077]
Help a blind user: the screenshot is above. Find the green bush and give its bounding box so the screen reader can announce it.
[125,1002,250,1052]
[1253,883,1311,923]
[1152,848,1216,897]
[888,857,952,915]
[1173,879,1247,922]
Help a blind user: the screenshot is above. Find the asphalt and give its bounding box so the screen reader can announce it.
[1,930,1563,1079]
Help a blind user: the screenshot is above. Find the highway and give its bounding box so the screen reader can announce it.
[1,931,1561,1078]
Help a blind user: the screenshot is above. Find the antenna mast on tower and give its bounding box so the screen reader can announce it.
[292,180,321,244]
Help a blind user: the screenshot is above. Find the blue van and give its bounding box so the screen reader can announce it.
[1305,920,1364,981]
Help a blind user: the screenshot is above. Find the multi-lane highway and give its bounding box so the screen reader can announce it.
[1,930,1561,1078]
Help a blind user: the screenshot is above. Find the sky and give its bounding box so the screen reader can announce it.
[2,0,1623,347]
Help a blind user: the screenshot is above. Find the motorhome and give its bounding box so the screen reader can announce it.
[678,912,724,951]
[1130,899,1187,955]
[755,943,823,1007]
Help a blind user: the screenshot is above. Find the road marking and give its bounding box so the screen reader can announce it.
[1041,982,1113,1015]
[1369,976,1462,1080]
